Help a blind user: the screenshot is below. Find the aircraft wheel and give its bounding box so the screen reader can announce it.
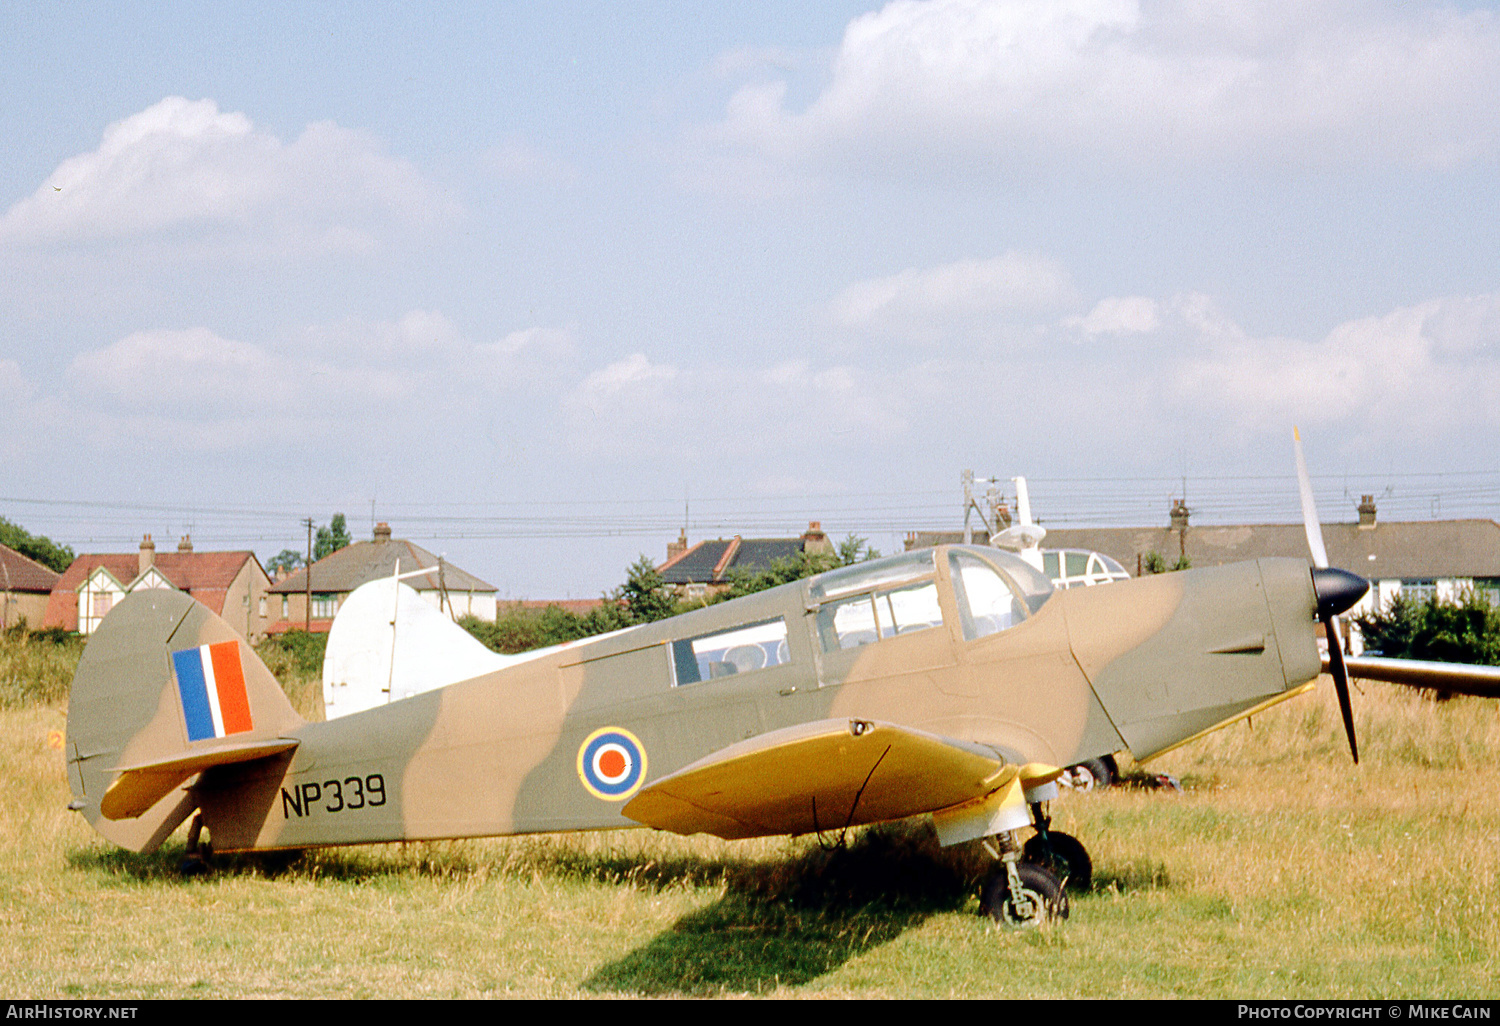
[982,863,1069,929]
[178,853,211,878]
[1060,757,1113,791]
[1023,831,1093,893]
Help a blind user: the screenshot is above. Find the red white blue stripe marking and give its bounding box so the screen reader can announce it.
[172,641,254,742]
[576,726,646,801]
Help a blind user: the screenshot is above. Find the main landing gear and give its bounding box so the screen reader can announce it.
[977,796,1093,928]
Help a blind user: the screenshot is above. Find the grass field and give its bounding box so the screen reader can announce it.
[4,636,1498,998]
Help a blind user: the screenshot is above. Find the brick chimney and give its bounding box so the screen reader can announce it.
[801,520,832,555]
[138,534,155,576]
[177,534,193,552]
[1170,499,1190,531]
[666,528,688,562]
[374,522,392,543]
[1358,494,1377,529]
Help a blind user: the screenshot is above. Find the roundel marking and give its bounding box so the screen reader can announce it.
[577,726,647,801]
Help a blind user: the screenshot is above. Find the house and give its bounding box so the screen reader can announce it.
[657,521,834,600]
[45,535,273,641]
[907,496,1500,646]
[265,522,497,633]
[1,543,61,630]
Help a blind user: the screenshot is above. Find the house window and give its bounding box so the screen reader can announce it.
[281,596,289,618]
[1476,579,1500,608]
[259,596,267,617]
[1401,580,1436,603]
[311,594,338,619]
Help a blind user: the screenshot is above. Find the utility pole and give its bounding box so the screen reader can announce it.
[304,517,314,632]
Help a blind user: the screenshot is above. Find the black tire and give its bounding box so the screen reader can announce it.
[982,863,1069,928]
[1023,831,1093,893]
[178,853,210,878]
[1060,757,1113,791]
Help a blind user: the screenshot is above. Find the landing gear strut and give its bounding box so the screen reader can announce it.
[979,831,1068,928]
[178,812,212,877]
[1023,800,1093,892]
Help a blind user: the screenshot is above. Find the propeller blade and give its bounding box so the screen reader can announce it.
[1324,615,1359,764]
[1294,426,1329,570]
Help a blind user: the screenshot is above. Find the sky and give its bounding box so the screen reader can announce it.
[3,0,1500,599]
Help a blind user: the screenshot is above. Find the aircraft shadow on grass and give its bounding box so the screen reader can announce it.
[64,819,1176,996]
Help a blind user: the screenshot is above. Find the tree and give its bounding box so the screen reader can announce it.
[1354,591,1500,666]
[616,556,677,624]
[266,550,304,576]
[0,516,75,574]
[313,513,352,561]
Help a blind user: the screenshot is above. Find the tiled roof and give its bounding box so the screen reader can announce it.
[507,599,608,615]
[0,544,61,593]
[907,519,1500,580]
[45,550,261,629]
[268,537,496,595]
[658,536,807,585]
[659,540,734,584]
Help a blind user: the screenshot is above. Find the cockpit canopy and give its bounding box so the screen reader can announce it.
[807,546,1054,650]
[1042,548,1131,589]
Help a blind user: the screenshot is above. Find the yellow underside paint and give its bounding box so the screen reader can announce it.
[1140,681,1316,763]
[623,718,1006,839]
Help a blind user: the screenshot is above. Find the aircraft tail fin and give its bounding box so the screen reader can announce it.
[66,590,304,853]
[322,577,509,718]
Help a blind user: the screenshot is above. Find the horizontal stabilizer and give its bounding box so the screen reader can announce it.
[101,738,300,820]
[622,718,1010,840]
[1334,655,1500,699]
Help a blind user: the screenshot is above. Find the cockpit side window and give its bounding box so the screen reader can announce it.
[876,581,942,638]
[671,617,789,685]
[948,552,1025,640]
[815,579,943,652]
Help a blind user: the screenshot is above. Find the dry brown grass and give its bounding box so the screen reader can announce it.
[4,652,1498,997]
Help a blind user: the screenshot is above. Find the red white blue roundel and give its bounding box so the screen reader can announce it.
[576,726,647,801]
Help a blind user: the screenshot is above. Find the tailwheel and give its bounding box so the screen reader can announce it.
[178,812,212,878]
[1023,830,1093,893]
[982,862,1069,929]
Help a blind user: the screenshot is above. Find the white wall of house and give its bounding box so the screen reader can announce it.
[76,568,127,635]
[415,589,497,622]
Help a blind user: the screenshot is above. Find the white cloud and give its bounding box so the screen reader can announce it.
[1066,296,1159,336]
[1170,293,1500,435]
[484,137,580,186]
[0,97,451,253]
[0,358,32,403]
[832,253,1075,343]
[701,0,1500,182]
[68,328,285,415]
[574,353,679,400]
[483,325,577,360]
[58,309,579,452]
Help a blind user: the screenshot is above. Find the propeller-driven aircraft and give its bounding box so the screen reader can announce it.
[65,434,1484,928]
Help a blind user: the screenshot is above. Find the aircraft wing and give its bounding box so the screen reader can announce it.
[622,718,1045,840]
[1332,655,1500,699]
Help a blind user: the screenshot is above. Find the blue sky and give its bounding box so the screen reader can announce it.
[3,1,1500,598]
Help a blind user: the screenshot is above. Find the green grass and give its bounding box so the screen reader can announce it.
[4,630,1499,997]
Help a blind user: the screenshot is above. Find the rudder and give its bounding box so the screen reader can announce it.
[66,590,304,853]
